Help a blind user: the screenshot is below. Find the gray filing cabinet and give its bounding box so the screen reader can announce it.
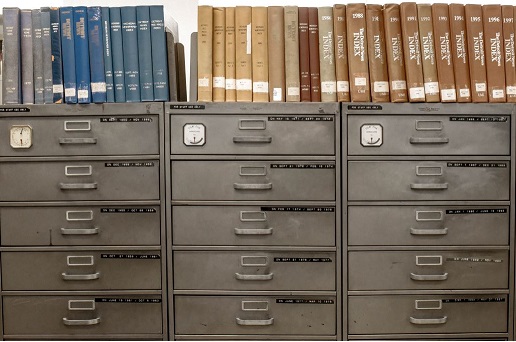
[167,103,341,340]
[344,103,515,340]
[0,104,167,340]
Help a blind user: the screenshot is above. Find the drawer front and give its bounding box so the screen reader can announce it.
[173,251,335,291]
[0,160,159,201]
[348,294,508,334]
[348,206,509,246]
[170,114,335,155]
[1,251,161,290]
[348,161,509,201]
[172,161,335,201]
[0,115,159,156]
[1,206,161,246]
[348,251,508,290]
[3,295,162,335]
[348,114,510,155]
[173,205,335,246]
[174,295,336,336]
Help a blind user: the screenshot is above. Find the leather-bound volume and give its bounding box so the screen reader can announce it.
[213,7,225,102]
[400,2,425,102]
[417,4,439,102]
[285,6,300,102]
[346,3,370,102]
[268,6,285,102]
[449,4,471,102]
[483,5,506,102]
[299,7,311,102]
[197,5,213,102]
[252,7,268,102]
[319,7,337,102]
[308,7,321,101]
[465,4,488,102]
[383,4,407,102]
[235,6,252,102]
[366,4,389,102]
[432,4,456,102]
[225,7,236,102]
[334,4,350,102]
[502,5,516,102]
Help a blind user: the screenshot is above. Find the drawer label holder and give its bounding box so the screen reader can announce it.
[260,206,334,212]
[105,162,155,167]
[276,299,335,304]
[449,116,508,122]
[100,117,153,123]
[447,162,507,168]
[101,254,160,259]
[101,208,157,213]
[274,257,332,262]
[268,116,333,121]
[0,107,30,112]
[445,257,503,263]
[446,208,507,215]
[442,298,505,303]
[270,164,335,169]
[95,298,161,304]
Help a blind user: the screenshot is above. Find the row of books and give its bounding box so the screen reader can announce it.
[1,5,184,105]
[197,3,516,103]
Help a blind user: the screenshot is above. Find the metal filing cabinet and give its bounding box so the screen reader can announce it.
[344,103,514,340]
[167,103,341,340]
[0,104,167,340]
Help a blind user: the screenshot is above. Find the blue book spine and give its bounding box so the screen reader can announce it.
[73,6,91,104]
[60,7,77,103]
[101,7,115,102]
[121,6,140,102]
[20,9,34,104]
[41,7,54,104]
[88,7,106,103]
[2,8,21,104]
[32,9,44,104]
[109,7,125,102]
[50,7,64,103]
[150,5,169,101]
[137,6,153,101]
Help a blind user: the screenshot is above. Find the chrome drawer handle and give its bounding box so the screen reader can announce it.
[234,228,273,235]
[410,273,448,281]
[62,272,101,281]
[59,138,98,145]
[410,137,449,144]
[234,183,272,190]
[233,136,273,143]
[235,273,274,281]
[410,183,448,190]
[410,228,448,236]
[236,318,274,326]
[63,317,101,326]
[60,183,98,190]
[61,227,100,235]
[410,316,447,325]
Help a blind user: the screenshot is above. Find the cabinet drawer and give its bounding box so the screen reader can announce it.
[348,294,507,334]
[0,115,159,156]
[174,295,336,336]
[1,206,160,246]
[348,206,509,246]
[173,251,335,291]
[1,251,161,290]
[348,250,508,290]
[3,295,162,336]
[0,160,159,201]
[173,205,335,246]
[172,161,335,201]
[348,114,510,156]
[348,161,509,201]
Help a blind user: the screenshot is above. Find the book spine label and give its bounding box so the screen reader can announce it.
[121,6,141,102]
[308,7,321,101]
[318,7,337,102]
[346,3,369,102]
[502,6,516,102]
[383,4,407,102]
[60,7,77,103]
[21,10,34,104]
[41,8,54,104]
[213,7,226,102]
[225,7,236,102]
[334,5,350,102]
[252,7,268,102]
[432,4,457,102]
[2,8,21,104]
[197,5,213,101]
[235,6,252,102]
[465,4,488,102]
[136,6,153,102]
[88,7,107,103]
[418,4,440,102]
[150,5,169,101]
[299,7,311,102]
[166,32,178,102]
[483,5,506,102]
[366,4,389,102]
[449,4,471,102]
[74,6,91,103]
[110,7,125,102]
[285,6,300,102]
[50,8,64,103]
[32,9,44,104]
[268,6,285,102]
[101,7,115,102]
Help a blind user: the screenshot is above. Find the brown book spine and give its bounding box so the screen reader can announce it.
[176,42,187,101]
[346,3,370,102]
[299,8,311,102]
[225,7,236,102]
[483,5,506,102]
[235,6,252,102]
[465,4,488,102]
[366,4,389,102]
[502,6,516,102]
[400,2,425,102]
[285,6,301,102]
[334,4,350,102]
[197,5,213,101]
[252,7,269,103]
[213,7,225,102]
[308,8,321,101]
[318,7,337,102]
[383,4,408,102]
[418,4,440,102]
[432,4,456,102]
[268,6,285,102]
[449,4,471,102]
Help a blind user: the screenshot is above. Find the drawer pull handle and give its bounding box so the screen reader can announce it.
[234,183,272,190]
[62,272,101,281]
[61,227,100,235]
[409,316,447,325]
[235,273,274,281]
[410,228,448,236]
[59,138,98,145]
[410,183,448,190]
[234,228,273,235]
[63,317,101,326]
[60,183,98,190]
[236,318,274,326]
[410,273,448,281]
[233,136,273,144]
[409,137,449,144]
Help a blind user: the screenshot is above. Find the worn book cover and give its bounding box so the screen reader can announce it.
[101,7,115,102]
[432,4,456,102]
[213,7,226,102]
[235,6,252,102]
[136,6,153,102]
[383,4,407,102]
[121,6,139,102]
[268,6,285,102]
[225,7,236,102]
[150,5,169,101]
[465,4,488,102]
[2,8,21,104]
[32,9,44,104]
[110,7,125,102]
[346,3,369,102]
[483,4,506,102]
[197,5,212,101]
[166,31,177,101]
[502,5,516,102]
[252,6,268,102]
[417,4,439,102]
[50,7,64,103]
[88,6,107,103]
[299,7,311,102]
[308,7,321,101]
[449,4,471,102]
[334,4,350,102]
[21,9,34,104]
[40,8,53,104]
[285,6,300,102]
[366,4,389,102]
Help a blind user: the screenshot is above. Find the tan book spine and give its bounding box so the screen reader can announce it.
[366,4,389,102]
[197,5,213,101]
[417,4,440,102]
[213,7,225,102]
[319,7,337,102]
[334,4,350,102]
[251,7,268,102]
[299,7,311,102]
[309,8,321,101]
[225,7,236,102]
[502,6,516,102]
[346,3,370,102]
[235,6,252,102]
[285,6,300,102]
[465,4,488,102]
[449,4,471,102]
[268,6,285,102]
[400,2,425,102]
[432,4,456,102]
[483,5,506,102]
[383,4,408,102]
